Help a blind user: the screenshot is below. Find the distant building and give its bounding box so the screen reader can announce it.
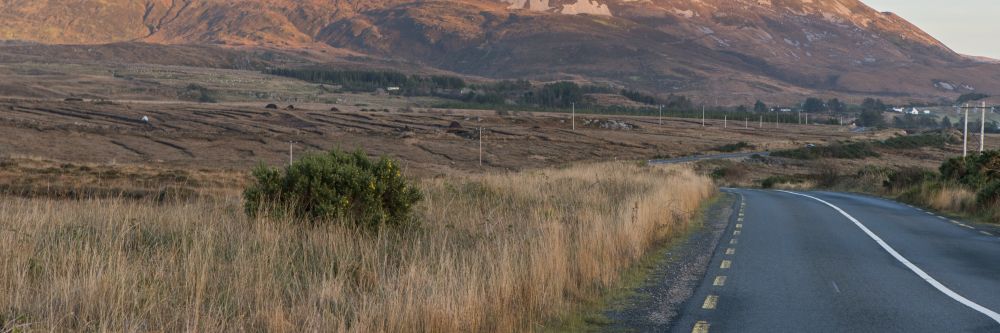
[387,87,401,92]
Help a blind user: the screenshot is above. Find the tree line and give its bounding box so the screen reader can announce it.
[265,68,467,95]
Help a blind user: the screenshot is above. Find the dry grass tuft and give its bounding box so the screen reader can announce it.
[0,162,713,332]
[925,186,976,212]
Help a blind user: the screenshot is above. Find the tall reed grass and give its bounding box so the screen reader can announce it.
[0,162,713,332]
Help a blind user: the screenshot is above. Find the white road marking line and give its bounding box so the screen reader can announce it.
[831,281,841,294]
[778,190,1000,325]
[981,231,994,236]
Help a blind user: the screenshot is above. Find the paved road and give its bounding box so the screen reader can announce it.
[649,152,769,165]
[671,189,1000,333]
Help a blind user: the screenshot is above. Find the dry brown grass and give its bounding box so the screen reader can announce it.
[0,162,713,332]
[924,186,977,212]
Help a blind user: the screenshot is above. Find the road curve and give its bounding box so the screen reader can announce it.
[670,189,1000,333]
[649,152,769,165]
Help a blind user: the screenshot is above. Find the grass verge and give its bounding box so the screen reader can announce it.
[0,161,714,332]
[542,194,724,332]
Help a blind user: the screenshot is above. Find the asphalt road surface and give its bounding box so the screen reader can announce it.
[649,152,770,165]
[671,189,1000,333]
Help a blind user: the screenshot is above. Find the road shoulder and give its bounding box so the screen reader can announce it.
[598,192,737,332]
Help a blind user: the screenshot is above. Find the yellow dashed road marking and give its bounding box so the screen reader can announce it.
[726,248,736,255]
[730,239,738,245]
[734,230,741,236]
[713,276,727,286]
[693,321,711,333]
[721,260,732,269]
[738,218,744,222]
[736,224,743,229]
[702,295,719,309]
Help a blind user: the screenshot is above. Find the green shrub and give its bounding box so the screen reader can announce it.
[180,84,217,103]
[772,142,879,160]
[880,134,953,150]
[815,166,842,188]
[711,142,755,153]
[709,162,749,183]
[976,180,1000,208]
[940,151,1000,187]
[243,149,422,227]
[761,175,803,189]
[884,167,936,191]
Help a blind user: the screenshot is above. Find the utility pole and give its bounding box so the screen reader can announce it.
[572,102,576,131]
[479,127,483,167]
[745,117,748,129]
[702,105,706,127]
[724,114,728,129]
[759,115,763,128]
[659,104,663,126]
[805,114,809,125]
[288,141,295,166]
[964,104,969,158]
[981,101,987,152]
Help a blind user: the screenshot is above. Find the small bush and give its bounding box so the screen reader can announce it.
[761,175,803,189]
[709,163,749,183]
[940,151,1000,187]
[880,134,955,150]
[976,180,1000,208]
[711,141,755,153]
[815,166,842,188]
[772,142,879,160]
[884,167,936,192]
[243,149,422,227]
[180,84,217,103]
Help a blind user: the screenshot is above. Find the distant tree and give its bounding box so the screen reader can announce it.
[827,98,846,112]
[920,116,939,128]
[621,89,659,105]
[857,109,887,128]
[736,105,749,113]
[893,116,906,128]
[754,100,768,113]
[803,97,827,113]
[942,116,953,129]
[528,81,582,108]
[956,93,989,105]
[861,98,886,111]
[665,94,694,110]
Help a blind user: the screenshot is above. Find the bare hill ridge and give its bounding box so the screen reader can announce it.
[1,0,997,103]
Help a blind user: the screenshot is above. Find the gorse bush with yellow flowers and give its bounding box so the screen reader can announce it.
[243,149,422,227]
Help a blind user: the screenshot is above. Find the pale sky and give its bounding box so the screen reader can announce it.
[864,0,1000,59]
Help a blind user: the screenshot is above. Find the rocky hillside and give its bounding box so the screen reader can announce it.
[1,0,997,103]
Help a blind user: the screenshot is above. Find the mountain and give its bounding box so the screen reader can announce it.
[1,0,998,104]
